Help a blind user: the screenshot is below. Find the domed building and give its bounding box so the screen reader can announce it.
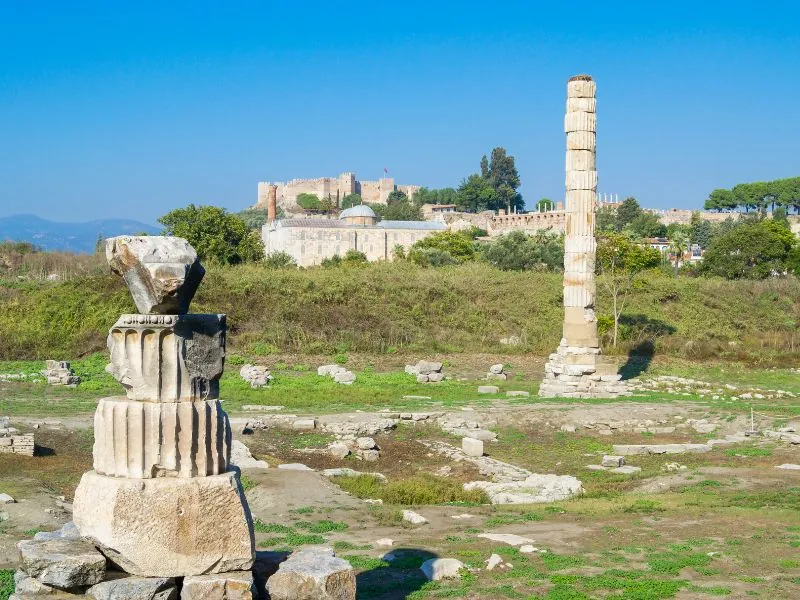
[262,204,446,267]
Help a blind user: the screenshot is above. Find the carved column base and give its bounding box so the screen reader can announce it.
[539,340,629,398]
[73,470,255,577]
[93,397,231,478]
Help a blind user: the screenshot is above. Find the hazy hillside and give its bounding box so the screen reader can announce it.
[0,214,160,253]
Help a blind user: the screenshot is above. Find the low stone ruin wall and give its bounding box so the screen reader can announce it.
[0,433,35,456]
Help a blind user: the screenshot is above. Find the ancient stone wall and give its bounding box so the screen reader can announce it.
[0,433,34,455]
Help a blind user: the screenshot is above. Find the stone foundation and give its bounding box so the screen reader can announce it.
[73,471,254,577]
[0,433,35,455]
[540,341,629,399]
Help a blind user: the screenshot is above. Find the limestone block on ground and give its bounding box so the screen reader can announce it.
[333,370,356,384]
[476,533,534,546]
[0,493,14,503]
[402,510,428,525]
[87,574,177,600]
[13,571,62,596]
[489,364,504,375]
[318,365,346,377]
[239,365,272,388]
[419,558,464,581]
[416,374,429,383]
[230,440,268,469]
[356,437,376,450]
[427,372,444,383]
[415,361,442,375]
[462,437,484,457]
[612,444,711,456]
[465,474,583,504]
[34,522,81,542]
[73,470,254,577]
[181,571,254,600]
[252,551,287,600]
[106,236,205,315]
[506,391,530,398]
[328,442,351,459]
[478,385,500,394]
[601,455,624,468]
[775,464,800,470]
[93,398,231,478]
[610,465,641,475]
[292,419,316,430]
[18,538,106,589]
[107,314,225,402]
[266,548,355,600]
[486,372,507,381]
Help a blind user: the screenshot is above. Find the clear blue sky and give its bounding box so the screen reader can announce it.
[1,1,798,224]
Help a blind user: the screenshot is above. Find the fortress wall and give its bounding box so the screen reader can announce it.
[489,212,566,236]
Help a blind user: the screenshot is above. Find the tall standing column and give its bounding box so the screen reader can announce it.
[540,75,628,399]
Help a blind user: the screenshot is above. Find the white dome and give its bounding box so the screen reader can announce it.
[339,204,377,219]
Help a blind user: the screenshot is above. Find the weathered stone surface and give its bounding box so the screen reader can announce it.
[18,538,106,589]
[328,442,351,459]
[489,364,504,375]
[333,370,356,384]
[427,372,444,383]
[106,236,205,315]
[478,385,500,394]
[106,314,226,402]
[776,464,800,470]
[239,365,272,388]
[356,437,376,450]
[465,474,583,504]
[292,419,316,431]
[415,361,442,375]
[230,440,268,469]
[0,493,14,503]
[87,574,177,600]
[34,522,81,542]
[610,465,641,475]
[266,548,355,600]
[73,471,254,577]
[92,398,231,478]
[402,510,428,525]
[612,444,711,456]
[42,361,80,386]
[13,570,62,596]
[601,455,624,467]
[477,533,534,546]
[181,571,254,600]
[419,558,464,581]
[462,437,484,457]
[252,551,287,600]
[506,391,530,398]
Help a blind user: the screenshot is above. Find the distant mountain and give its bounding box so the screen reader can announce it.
[0,214,161,253]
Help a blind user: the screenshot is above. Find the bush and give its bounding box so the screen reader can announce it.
[702,218,796,279]
[481,230,563,271]
[296,193,323,211]
[263,252,297,269]
[409,231,475,265]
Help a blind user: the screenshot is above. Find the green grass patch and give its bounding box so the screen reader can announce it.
[0,569,12,600]
[257,532,326,548]
[252,520,294,534]
[647,550,712,575]
[332,473,487,506]
[295,519,348,534]
[724,446,773,457]
[485,510,544,526]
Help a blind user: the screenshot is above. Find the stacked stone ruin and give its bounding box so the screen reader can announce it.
[42,360,80,386]
[0,416,34,456]
[539,76,628,399]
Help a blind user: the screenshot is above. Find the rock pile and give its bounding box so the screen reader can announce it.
[317,365,356,385]
[486,364,507,381]
[267,548,355,600]
[327,436,380,462]
[42,360,80,386]
[465,474,583,504]
[239,365,272,388]
[405,360,444,383]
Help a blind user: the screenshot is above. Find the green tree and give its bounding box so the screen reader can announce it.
[615,197,642,230]
[596,205,617,232]
[158,204,264,265]
[481,230,563,271]
[667,229,690,275]
[596,233,662,346]
[371,190,422,221]
[412,187,458,207]
[629,213,667,238]
[487,147,523,213]
[387,190,409,204]
[263,251,297,269]
[456,174,500,212]
[237,207,269,229]
[705,188,737,212]
[341,193,363,209]
[701,218,794,279]
[536,198,554,212]
[409,231,475,266]
[689,213,713,248]
[296,193,323,211]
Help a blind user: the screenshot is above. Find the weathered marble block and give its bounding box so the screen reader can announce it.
[73,471,255,577]
[93,398,231,478]
[106,236,205,315]
[107,314,225,402]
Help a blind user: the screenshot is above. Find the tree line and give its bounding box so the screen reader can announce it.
[705,177,800,212]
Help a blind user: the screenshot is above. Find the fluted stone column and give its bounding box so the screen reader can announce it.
[540,76,628,399]
[73,236,255,578]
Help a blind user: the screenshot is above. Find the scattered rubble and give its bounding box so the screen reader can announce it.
[42,360,80,386]
[405,360,444,383]
[317,365,356,385]
[465,474,583,505]
[239,364,272,388]
[486,364,507,381]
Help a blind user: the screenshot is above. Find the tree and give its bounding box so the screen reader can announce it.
[480,155,489,178]
[237,207,269,229]
[689,213,713,248]
[409,231,475,265]
[158,204,264,265]
[371,190,422,221]
[596,205,617,232]
[296,193,323,211]
[596,233,661,346]
[705,188,737,212]
[701,218,794,279]
[412,187,458,207]
[263,251,297,269]
[615,197,642,230]
[456,174,500,212]
[341,193,363,209]
[487,147,523,213]
[629,213,667,238]
[536,198,554,212]
[481,230,563,271]
[667,229,689,275]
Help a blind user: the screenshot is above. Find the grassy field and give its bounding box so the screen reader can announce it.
[1,262,800,363]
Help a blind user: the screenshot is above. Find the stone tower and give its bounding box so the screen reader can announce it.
[539,75,628,398]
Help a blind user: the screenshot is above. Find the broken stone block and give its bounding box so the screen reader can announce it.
[333,370,356,384]
[402,510,428,525]
[356,437,376,450]
[476,533,534,546]
[73,471,254,577]
[87,574,177,600]
[416,374,429,383]
[420,558,464,581]
[292,418,316,431]
[230,440,268,470]
[462,437,484,457]
[427,372,444,383]
[266,548,355,600]
[358,449,379,462]
[478,385,500,394]
[106,236,205,315]
[506,391,530,398]
[107,314,226,402]
[181,571,254,600]
[610,465,641,475]
[601,455,624,468]
[18,538,106,589]
[489,364,504,375]
[328,442,351,459]
[415,361,442,375]
[239,365,272,388]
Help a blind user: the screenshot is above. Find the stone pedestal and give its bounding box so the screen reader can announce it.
[73,471,255,577]
[540,76,627,398]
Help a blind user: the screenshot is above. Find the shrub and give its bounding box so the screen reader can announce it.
[481,230,563,271]
[263,252,297,269]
